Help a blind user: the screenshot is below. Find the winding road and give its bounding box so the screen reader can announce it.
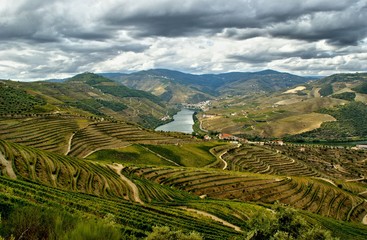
[0,152,16,179]
[219,143,242,170]
[179,207,242,232]
[109,163,144,205]
[363,210,367,225]
[65,132,76,155]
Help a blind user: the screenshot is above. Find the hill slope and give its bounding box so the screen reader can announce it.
[197,72,367,139]
[102,69,311,103]
[0,73,174,128]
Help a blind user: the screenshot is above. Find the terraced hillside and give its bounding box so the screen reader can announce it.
[197,72,367,139]
[1,134,367,239]
[0,139,136,200]
[268,144,367,185]
[0,176,242,239]
[67,121,184,158]
[0,139,201,203]
[124,166,367,223]
[0,116,89,154]
[0,115,190,158]
[222,144,320,177]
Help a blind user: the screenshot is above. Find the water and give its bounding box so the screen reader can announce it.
[155,109,195,134]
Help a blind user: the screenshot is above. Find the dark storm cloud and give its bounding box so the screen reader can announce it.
[102,0,366,46]
[1,0,365,45]
[0,0,366,79]
[228,47,339,64]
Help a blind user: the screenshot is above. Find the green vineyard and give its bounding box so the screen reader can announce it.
[222,144,320,176]
[1,115,367,239]
[124,165,367,223]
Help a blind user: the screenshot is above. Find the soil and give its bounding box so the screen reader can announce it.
[179,206,242,232]
[0,151,17,179]
[109,163,144,204]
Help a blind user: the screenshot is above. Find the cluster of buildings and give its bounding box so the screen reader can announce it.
[182,100,211,111]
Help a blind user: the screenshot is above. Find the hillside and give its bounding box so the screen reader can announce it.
[0,73,174,128]
[1,72,367,239]
[197,72,367,140]
[102,69,311,104]
[1,139,367,239]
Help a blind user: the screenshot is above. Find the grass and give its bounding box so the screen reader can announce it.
[142,142,227,167]
[88,142,228,168]
[87,144,176,166]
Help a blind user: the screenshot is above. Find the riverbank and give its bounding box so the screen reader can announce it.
[155,109,195,134]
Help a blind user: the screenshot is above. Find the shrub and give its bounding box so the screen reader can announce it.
[1,206,124,240]
[146,226,202,240]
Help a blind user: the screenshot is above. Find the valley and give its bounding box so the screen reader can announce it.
[1,70,367,239]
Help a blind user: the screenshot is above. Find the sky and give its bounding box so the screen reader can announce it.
[0,0,366,80]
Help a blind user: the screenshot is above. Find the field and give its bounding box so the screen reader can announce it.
[86,144,176,166]
[88,142,228,167]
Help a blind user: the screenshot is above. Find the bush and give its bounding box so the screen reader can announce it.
[0,206,125,240]
[242,207,338,240]
[331,92,356,101]
[62,220,121,240]
[146,226,202,240]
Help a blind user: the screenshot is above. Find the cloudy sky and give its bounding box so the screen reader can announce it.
[0,0,366,80]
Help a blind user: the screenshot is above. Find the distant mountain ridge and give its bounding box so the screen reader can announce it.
[101,69,312,103]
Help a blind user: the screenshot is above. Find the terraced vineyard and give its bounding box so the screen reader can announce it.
[0,116,86,154]
[0,139,140,200]
[0,176,241,239]
[124,166,367,223]
[0,112,367,238]
[222,144,320,177]
[2,141,367,239]
[268,144,367,182]
[0,115,188,159]
[68,121,183,158]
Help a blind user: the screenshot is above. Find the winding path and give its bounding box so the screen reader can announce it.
[220,143,242,170]
[219,151,228,170]
[346,177,365,182]
[65,132,76,155]
[109,163,144,205]
[179,207,242,232]
[363,212,367,225]
[0,152,16,179]
[313,177,337,187]
[198,119,208,133]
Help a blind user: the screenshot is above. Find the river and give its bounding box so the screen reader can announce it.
[155,109,195,134]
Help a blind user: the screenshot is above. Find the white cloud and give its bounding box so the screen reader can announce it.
[0,0,366,80]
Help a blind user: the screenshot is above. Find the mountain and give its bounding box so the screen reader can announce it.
[101,69,312,103]
[196,72,367,140]
[0,72,173,128]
